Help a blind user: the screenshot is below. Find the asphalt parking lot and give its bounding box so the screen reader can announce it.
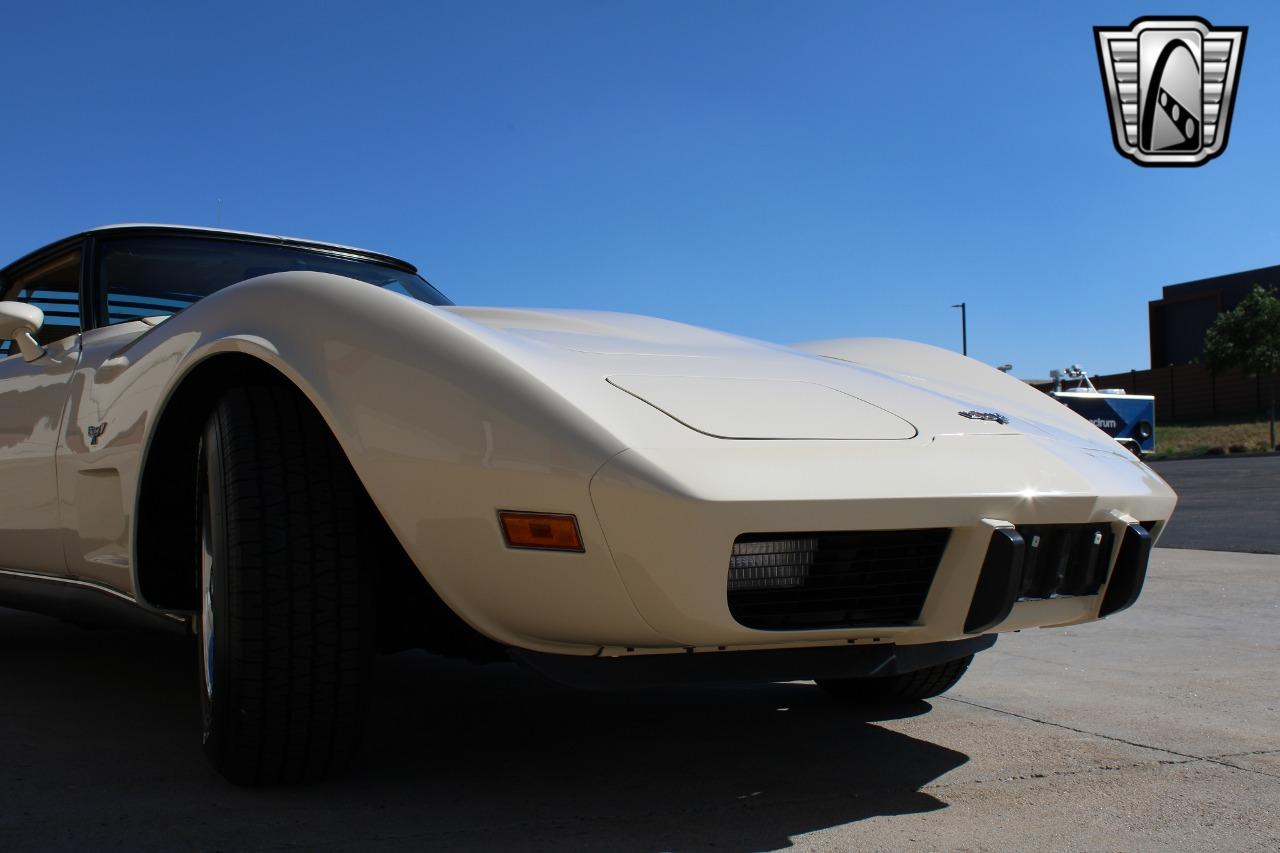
[1,545,1277,852]
[1150,455,1280,554]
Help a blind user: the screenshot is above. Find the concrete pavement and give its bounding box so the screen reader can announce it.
[0,548,1276,851]
[1150,455,1280,554]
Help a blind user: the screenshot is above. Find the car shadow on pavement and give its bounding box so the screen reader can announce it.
[0,608,969,852]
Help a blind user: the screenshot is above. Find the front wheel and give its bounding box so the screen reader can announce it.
[816,655,974,704]
[197,385,373,785]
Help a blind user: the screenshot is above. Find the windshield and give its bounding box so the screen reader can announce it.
[96,235,451,326]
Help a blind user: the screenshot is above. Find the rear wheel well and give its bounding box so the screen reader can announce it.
[134,354,503,660]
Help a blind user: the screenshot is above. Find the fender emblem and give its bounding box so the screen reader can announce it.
[88,423,109,446]
[958,410,1009,425]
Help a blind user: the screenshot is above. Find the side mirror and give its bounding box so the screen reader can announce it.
[0,301,47,362]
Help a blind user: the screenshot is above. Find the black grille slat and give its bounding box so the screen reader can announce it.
[1015,523,1115,601]
[779,590,930,603]
[732,602,924,613]
[731,594,927,610]
[804,569,938,581]
[727,529,949,630]
[731,583,934,597]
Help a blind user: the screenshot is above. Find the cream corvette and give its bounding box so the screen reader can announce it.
[0,225,1176,784]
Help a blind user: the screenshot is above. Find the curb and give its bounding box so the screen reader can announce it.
[1149,450,1279,464]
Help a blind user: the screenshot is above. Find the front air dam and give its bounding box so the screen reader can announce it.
[510,635,997,689]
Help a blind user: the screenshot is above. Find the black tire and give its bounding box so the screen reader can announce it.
[197,384,373,785]
[816,655,973,704]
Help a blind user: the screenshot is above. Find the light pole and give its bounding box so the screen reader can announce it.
[951,302,967,356]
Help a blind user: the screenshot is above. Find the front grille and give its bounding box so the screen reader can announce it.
[1015,523,1115,599]
[727,529,949,630]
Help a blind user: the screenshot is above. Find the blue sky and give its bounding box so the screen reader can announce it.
[2,1,1276,377]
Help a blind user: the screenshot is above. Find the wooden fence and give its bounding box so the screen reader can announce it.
[1033,365,1275,423]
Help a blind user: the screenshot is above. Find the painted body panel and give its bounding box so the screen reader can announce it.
[0,336,80,575]
[58,321,165,589]
[0,233,1178,660]
[590,436,1172,649]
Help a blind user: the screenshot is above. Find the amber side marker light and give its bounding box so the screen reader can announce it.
[498,511,585,552]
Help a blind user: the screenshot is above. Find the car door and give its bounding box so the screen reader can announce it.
[55,235,207,593]
[56,318,174,593]
[0,248,83,577]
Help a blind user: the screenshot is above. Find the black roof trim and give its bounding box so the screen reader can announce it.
[1,224,418,278]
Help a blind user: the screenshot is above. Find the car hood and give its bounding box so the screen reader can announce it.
[442,306,1122,451]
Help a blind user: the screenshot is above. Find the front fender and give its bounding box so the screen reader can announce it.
[105,272,666,653]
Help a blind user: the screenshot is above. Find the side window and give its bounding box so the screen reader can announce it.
[98,239,206,325]
[0,250,82,356]
[95,236,451,329]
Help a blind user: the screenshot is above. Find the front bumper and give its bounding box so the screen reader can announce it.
[587,433,1176,652]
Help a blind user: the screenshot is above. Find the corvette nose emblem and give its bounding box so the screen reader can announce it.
[88,423,108,446]
[958,411,1009,425]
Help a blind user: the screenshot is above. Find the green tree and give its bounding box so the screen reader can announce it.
[1203,285,1280,450]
